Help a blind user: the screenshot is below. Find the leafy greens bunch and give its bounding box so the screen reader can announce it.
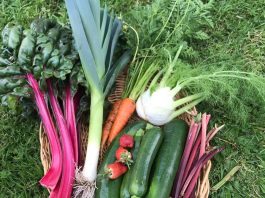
[0,19,86,114]
[0,18,90,197]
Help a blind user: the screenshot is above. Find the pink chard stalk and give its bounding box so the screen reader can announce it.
[65,84,79,164]
[47,80,75,198]
[27,74,78,197]
[26,74,62,190]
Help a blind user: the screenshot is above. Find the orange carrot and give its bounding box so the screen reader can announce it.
[107,98,136,145]
[100,100,121,150]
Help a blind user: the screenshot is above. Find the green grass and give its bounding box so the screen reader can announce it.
[0,0,264,197]
[201,0,265,197]
[210,125,265,197]
[0,107,48,197]
[0,0,67,28]
[102,0,149,13]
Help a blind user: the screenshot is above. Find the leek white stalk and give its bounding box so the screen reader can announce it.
[82,90,104,181]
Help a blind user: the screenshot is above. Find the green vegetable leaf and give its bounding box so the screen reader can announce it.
[104,50,131,96]
[65,0,101,91]
[65,0,130,93]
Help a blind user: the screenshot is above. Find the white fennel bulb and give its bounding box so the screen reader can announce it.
[136,87,175,125]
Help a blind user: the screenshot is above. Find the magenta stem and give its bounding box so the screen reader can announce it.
[181,147,224,197]
[47,80,75,198]
[182,132,202,185]
[27,74,62,190]
[199,113,207,158]
[181,147,225,197]
[206,114,211,126]
[65,84,79,165]
[207,125,225,144]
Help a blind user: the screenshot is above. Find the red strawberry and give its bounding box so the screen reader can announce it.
[105,162,128,179]
[115,146,133,165]
[119,134,134,148]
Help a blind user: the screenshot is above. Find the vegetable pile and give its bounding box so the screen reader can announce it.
[1,0,265,198]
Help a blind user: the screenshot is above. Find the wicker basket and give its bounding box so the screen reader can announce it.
[39,73,212,198]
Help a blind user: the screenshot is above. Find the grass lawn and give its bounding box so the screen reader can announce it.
[0,0,264,197]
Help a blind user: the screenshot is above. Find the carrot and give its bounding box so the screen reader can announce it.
[100,100,122,150]
[107,98,136,145]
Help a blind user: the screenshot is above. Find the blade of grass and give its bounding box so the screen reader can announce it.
[211,166,241,192]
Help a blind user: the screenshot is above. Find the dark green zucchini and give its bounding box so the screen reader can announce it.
[95,121,146,198]
[129,127,164,197]
[146,119,188,198]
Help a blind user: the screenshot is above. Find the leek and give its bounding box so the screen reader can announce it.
[65,0,131,196]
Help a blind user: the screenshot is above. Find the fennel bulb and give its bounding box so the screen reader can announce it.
[136,87,205,126]
[136,87,175,125]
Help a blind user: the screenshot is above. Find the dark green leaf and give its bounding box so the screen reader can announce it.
[30,19,57,34]
[0,57,12,66]
[0,79,24,94]
[0,66,21,77]
[2,23,13,46]
[18,32,36,66]
[104,50,131,96]
[33,54,43,67]
[8,25,23,50]
[47,55,60,68]
[47,27,61,42]
[12,86,31,97]
[105,18,122,70]
[40,42,54,63]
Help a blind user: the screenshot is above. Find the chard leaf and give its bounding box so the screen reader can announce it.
[8,25,23,50]
[0,66,21,77]
[0,57,12,66]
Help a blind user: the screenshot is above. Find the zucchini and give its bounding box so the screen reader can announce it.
[146,119,188,198]
[129,127,164,197]
[120,129,145,198]
[95,121,146,198]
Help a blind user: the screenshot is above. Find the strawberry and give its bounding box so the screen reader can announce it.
[105,162,128,179]
[119,134,134,148]
[115,146,133,166]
